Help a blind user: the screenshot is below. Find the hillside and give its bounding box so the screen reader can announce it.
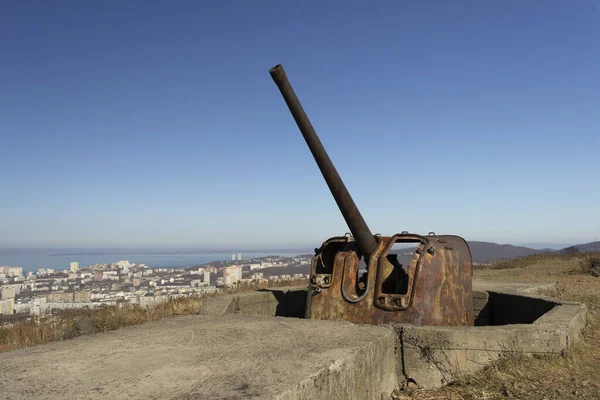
[193,241,596,272]
[298,241,553,266]
[560,241,600,253]
[390,240,545,264]
[466,241,545,263]
[388,240,597,264]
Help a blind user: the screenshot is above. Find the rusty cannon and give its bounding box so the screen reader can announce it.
[269,64,473,327]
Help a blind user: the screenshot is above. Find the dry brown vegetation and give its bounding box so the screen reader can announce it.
[478,253,579,271]
[410,253,600,400]
[0,279,308,353]
[0,295,207,352]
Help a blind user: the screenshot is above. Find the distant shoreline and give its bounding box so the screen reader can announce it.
[46,250,311,257]
[0,248,311,257]
[0,249,310,272]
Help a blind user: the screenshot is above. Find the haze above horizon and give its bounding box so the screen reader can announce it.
[1,1,598,248]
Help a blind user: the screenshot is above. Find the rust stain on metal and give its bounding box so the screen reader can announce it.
[306,233,473,326]
[270,64,473,327]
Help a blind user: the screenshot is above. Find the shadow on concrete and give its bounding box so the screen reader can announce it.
[258,289,307,318]
[474,290,556,326]
[487,291,556,325]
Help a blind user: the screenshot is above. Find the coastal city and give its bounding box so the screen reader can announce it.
[0,254,312,318]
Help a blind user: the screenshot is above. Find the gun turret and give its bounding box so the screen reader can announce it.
[269,64,473,327]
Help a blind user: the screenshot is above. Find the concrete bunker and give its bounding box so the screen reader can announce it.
[202,280,586,389]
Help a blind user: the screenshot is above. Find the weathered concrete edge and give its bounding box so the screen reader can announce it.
[487,288,588,351]
[536,303,588,349]
[276,329,398,400]
[399,289,588,388]
[401,301,587,352]
[472,280,588,350]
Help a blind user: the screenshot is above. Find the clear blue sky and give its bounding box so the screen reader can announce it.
[1,1,598,249]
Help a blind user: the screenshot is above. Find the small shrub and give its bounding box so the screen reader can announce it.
[579,254,600,276]
[62,316,99,339]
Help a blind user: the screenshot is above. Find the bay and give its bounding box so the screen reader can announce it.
[0,248,307,272]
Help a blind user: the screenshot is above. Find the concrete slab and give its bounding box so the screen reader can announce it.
[0,314,398,400]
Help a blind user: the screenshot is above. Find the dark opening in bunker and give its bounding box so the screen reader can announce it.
[473,291,556,326]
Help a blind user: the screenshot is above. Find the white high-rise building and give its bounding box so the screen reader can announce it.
[70,262,79,272]
[203,270,211,286]
[223,265,242,286]
[232,254,236,261]
[237,253,242,261]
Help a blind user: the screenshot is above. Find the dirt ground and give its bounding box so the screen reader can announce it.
[411,256,600,400]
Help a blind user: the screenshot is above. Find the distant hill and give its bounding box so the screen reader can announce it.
[466,241,545,263]
[300,240,597,265]
[388,240,544,264]
[187,241,597,274]
[559,241,600,253]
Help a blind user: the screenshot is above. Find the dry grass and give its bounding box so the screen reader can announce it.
[0,279,308,353]
[410,254,600,400]
[0,295,208,353]
[483,253,580,271]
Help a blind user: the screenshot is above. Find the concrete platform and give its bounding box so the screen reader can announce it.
[0,279,588,398]
[200,281,587,389]
[0,314,397,400]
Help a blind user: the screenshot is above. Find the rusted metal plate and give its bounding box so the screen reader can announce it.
[307,233,473,326]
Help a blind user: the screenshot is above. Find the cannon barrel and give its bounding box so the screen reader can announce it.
[269,64,378,260]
